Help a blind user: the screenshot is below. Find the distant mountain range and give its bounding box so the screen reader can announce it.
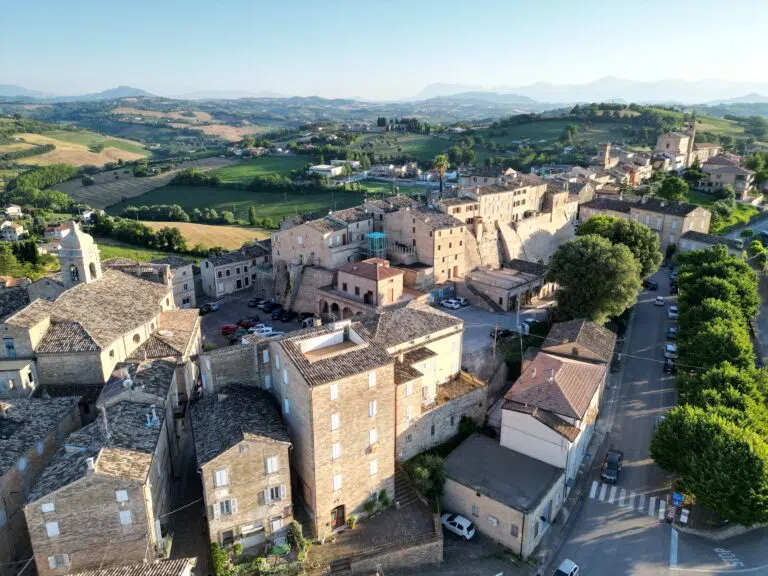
[0,85,153,102]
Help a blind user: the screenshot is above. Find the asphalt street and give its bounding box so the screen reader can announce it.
[551,268,768,575]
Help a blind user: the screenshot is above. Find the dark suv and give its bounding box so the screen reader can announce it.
[601,449,624,483]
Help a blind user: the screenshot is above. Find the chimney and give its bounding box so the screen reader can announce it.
[548,368,555,383]
[531,367,537,379]
[85,457,95,472]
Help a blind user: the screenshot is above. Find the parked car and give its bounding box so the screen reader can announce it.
[297,312,315,321]
[220,324,239,336]
[654,296,665,306]
[455,296,470,307]
[247,323,268,333]
[553,559,579,576]
[441,299,461,310]
[238,319,259,329]
[200,302,219,314]
[252,326,273,337]
[270,330,285,337]
[440,513,476,540]
[663,358,676,375]
[259,301,276,311]
[228,329,249,343]
[490,328,514,340]
[302,316,318,328]
[280,310,298,323]
[670,284,679,295]
[666,326,678,340]
[519,318,536,335]
[664,343,678,359]
[271,306,284,320]
[668,305,679,320]
[248,297,264,308]
[601,449,624,484]
[643,279,659,290]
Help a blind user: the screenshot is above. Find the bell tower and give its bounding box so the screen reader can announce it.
[58,221,102,290]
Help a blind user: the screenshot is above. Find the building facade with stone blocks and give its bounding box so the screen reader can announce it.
[191,385,292,550]
[0,358,38,399]
[264,321,396,539]
[25,398,174,576]
[363,196,422,233]
[0,398,82,576]
[151,256,196,309]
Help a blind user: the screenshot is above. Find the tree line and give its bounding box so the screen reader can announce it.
[650,245,768,526]
[0,143,55,163]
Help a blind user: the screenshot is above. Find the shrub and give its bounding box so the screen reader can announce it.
[378,489,390,508]
[740,228,754,238]
[347,515,357,528]
[404,453,446,509]
[363,499,377,514]
[210,543,231,576]
[232,543,243,557]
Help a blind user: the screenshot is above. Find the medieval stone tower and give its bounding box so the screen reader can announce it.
[59,221,103,290]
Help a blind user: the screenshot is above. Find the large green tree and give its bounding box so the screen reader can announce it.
[547,235,642,324]
[651,406,768,526]
[678,298,745,335]
[677,316,754,371]
[677,362,765,404]
[655,175,689,202]
[577,215,662,278]
[432,154,449,198]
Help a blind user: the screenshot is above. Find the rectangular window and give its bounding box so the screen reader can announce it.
[48,555,69,569]
[332,442,341,460]
[355,286,360,296]
[271,517,284,532]
[266,456,279,474]
[471,506,478,518]
[41,502,56,513]
[369,428,378,445]
[430,423,435,436]
[276,353,280,369]
[214,469,229,488]
[226,269,230,276]
[406,381,413,396]
[4,338,15,359]
[406,433,412,443]
[510,524,519,538]
[119,510,132,525]
[406,406,412,421]
[244,265,248,272]
[269,486,284,501]
[368,372,376,388]
[264,374,272,389]
[342,283,347,292]
[370,459,378,475]
[220,499,237,516]
[488,515,498,527]
[263,349,270,364]
[331,413,340,430]
[283,398,290,415]
[115,490,129,503]
[369,400,377,417]
[217,271,222,278]
[236,267,240,274]
[330,383,338,400]
[283,368,288,385]
[333,474,343,491]
[46,521,60,537]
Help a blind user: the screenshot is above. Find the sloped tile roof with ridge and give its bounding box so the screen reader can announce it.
[504,352,606,419]
[502,401,581,442]
[402,347,438,365]
[581,197,632,214]
[338,260,404,282]
[37,321,99,353]
[98,359,177,408]
[150,255,192,269]
[128,310,200,360]
[330,206,372,224]
[191,384,289,466]
[681,230,744,251]
[359,305,463,350]
[367,196,422,213]
[394,361,423,385]
[543,319,617,363]
[69,558,196,576]
[411,206,465,230]
[505,258,547,277]
[306,217,346,233]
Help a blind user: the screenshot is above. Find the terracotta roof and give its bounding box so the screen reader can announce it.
[69,558,196,576]
[410,206,465,230]
[330,206,372,224]
[338,260,404,282]
[0,397,79,476]
[279,321,393,387]
[366,196,422,213]
[703,164,754,176]
[505,352,607,419]
[98,359,177,408]
[306,217,347,233]
[191,384,289,466]
[681,230,744,251]
[128,310,200,360]
[205,249,255,266]
[37,321,99,353]
[6,269,171,352]
[151,255,192,269]
[581,197,632,214]
[543,319,617,363]
[633,198,704,217]
[394,361,422,385]
[439,197,476,207]
[403,347,438,365]
[359,305,463,350]
[502,401,581,442]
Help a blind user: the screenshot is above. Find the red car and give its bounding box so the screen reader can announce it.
[238,319,259,329]
[220,324,239,336]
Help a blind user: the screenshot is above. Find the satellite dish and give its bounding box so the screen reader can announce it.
[122,379,133,389]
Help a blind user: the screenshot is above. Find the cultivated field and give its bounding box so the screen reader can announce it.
[209,156,309,184]
[113,107,214,122]
[141,221,268,249]
[107,183,366,223]
[13,131,148,166]
[0,142,35,153]
[360,179,430,198]
[168,123,269,142]
[349,133,448,161]
[59,156,235,208]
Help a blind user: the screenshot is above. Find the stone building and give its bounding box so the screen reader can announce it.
[679,231,744,257]
[65,558,197,576]
[363,196,421,233]
[200,242,270,299]
[466,260,554,312]
[151,256,196,309]
[579,196,711,252]
[701,159,756,199]
[0,398,82,576]
[191,384,292,550]
[25,370,177,575]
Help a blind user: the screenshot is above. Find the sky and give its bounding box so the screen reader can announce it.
[1,0,767,100]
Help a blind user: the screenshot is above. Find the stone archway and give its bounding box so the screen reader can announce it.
[342,307,353,320]
[330,303,340,319]
[320,299,329,315]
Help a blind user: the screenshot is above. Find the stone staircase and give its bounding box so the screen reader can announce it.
[328,558,352,575]
[394,466,420,508]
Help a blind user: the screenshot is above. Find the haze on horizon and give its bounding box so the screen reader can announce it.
[1,0,766,100]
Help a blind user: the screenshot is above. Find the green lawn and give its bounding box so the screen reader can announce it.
[684,188,760,234]
[41,129,148,155]
[106,184,366,222]
[96,239,180,262]
[479,120,573,146]
[209,156,310,184]
[359,179,427,198]
[349,133,448,162]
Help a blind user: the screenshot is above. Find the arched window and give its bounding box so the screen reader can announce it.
[69,265,79,283]
[133,334,140,344]
[89,262,97,279]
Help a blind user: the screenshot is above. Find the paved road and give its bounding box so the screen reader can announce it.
[551,268,768,575]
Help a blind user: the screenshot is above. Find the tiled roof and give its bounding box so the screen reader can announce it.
[366,196,422,213]
[128,310,200,360]
[191,384,289,466]
[37,321,99,353]
[151,255,192,269]
[410,206,464,230]
[543,319,617,363]
[330,206,372,224]
[0,287,29,322]
[28,400,165,502]
[402,347,438,365]
[581,197,632,214]
[338,260,404,282]
[394,361,422,385]
[505,258,547,277]
[502,401,581,442]
[445,434,564,513]
[98,359,177,408]
[6,269,171,352]
[466,166,507,178]
[505,352,607,419]
[359,305,463,350]
[681,230,744,251]
[205,249,255,267]
[279,321,393,387]
[69,558,196,576]
[705,154,740,166]
[0,397,79,476]
[703,165,754,176]
[439,197,476,206]
[633,198,703,217]
[306,217,346,233]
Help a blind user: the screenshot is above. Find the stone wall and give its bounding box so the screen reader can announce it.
[200,345,257,392]
[499,213,576,263]
[288,266,335,315]
[349,530,443,574]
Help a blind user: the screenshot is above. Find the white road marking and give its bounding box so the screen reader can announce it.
[638,494,645,513]
[648,496,657,516]
[628,490,636,510]
[599,483,607,501]
[618,488,626,507]
[670,528,678,568]
[609,486,617,504]
[659,500,666,520]
[590,480,598,499]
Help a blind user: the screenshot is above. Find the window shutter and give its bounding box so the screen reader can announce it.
[280,485,287,500]
[265,490,271,505]
[231,499,238,513]
[48,557,56,569]
[258,491,265,506]
[212,504,220,519]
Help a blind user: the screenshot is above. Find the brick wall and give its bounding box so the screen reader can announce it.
[349,531,443,574]
[200,346,257,392]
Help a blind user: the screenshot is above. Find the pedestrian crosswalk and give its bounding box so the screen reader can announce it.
[589,480,668,518]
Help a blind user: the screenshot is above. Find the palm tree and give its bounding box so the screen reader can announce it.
[433,154,449,198]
